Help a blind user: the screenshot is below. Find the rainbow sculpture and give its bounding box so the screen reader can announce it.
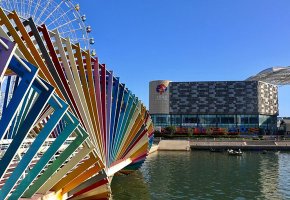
[0,7,154,200]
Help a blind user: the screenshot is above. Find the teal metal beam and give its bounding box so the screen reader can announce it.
[10,113,79,199]
[112,94,136,159]
[109,90,130,163]
[22,125,88,197]
[0,95,68,198]
[0,80,54,182]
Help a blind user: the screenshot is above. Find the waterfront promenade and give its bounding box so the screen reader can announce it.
[156,138,290,151]
[191,140,290,151]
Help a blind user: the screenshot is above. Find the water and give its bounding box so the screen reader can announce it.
[111,151,290,200]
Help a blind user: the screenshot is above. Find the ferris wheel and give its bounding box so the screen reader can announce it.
[0,0,95,54]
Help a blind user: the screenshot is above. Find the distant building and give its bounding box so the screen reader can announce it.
[149,80,278,134]
[277,117,290,135]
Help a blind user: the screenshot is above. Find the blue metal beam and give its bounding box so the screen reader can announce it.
[22,125,88,198]
[0,57,38,140]
[0,95,68,198]
[0,79,54,181]
[10,112,80,199]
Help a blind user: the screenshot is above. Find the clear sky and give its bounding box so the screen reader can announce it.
[81,0,290,116]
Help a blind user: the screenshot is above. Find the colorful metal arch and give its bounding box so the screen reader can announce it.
[0,7,153,200]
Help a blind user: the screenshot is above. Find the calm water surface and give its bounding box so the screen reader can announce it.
[111,151,290,200]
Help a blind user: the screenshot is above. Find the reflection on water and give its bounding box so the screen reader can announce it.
[111,151,290,200]
[278,153,290,200]
[111,170,150,200]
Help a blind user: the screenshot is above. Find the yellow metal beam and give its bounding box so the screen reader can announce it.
[61,164,104,195]
[51,152,99,191]
[37,143,95,194]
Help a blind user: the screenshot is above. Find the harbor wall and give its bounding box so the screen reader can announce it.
[191,140,290,151]
[154,139,290,151]
[158,140,190,151]
[149,144,159,154]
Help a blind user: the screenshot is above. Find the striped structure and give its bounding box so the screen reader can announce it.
[0,8,154,200]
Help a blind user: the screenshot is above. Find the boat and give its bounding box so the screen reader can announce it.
[227,149,243,156]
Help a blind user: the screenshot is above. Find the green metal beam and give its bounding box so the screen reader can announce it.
[22,125,88,197]
[10,113,79,199]
[0,95,68,198]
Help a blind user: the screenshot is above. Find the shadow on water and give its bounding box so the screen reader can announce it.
[111,151,290,200]
[111,170,151,200]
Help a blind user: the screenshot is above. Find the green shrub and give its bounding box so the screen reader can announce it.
[164,126,176,136]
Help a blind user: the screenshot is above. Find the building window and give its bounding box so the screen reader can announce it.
[182,115,197,127]
[198,115,217,127]
[171,115,181,126]
[151,114,170,127]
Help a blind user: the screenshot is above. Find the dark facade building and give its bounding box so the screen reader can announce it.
[149,80,278,134]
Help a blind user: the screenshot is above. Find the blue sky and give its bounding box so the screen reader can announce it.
[81,0,290,116]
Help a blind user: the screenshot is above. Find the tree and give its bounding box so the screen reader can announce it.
[164,126,176,136]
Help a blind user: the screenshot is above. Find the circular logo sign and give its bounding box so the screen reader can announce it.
[156,84,167,95]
